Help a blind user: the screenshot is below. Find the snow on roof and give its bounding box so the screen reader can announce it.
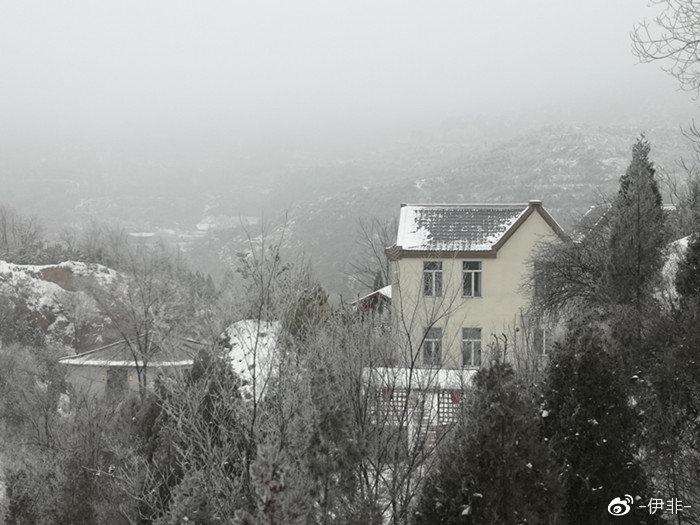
[58,338,203,368]
[59,319,282,399]
[59,358,194,367]
[222,320,281,401]
[351,284,392,305]
[396,203,530,251]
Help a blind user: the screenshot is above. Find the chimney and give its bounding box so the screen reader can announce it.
[529,199,542,207]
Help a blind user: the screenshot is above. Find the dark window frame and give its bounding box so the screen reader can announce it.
[462,261,482,297]
[423,327,443,367]
[462,327,482,368]
[423,261,443,297]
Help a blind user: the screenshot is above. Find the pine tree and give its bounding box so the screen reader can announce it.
[414,360,560,524]
[542,324,658,524]
[607,137,666,308]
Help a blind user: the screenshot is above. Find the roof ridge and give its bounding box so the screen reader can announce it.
[59,339,126,360]
[401,202,529,208]
[58,336,206,362]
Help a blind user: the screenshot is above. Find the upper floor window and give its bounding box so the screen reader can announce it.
[423,261,443,296]
[463,261,482,297]
[462,327,482,368]
[423,327,442,367]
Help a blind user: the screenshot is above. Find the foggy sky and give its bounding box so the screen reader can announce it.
[1,0,696,144]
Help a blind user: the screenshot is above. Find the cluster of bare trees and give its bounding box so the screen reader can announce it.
[0,216,503,523]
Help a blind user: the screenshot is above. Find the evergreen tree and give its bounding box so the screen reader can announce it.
[284,282,329,342]
[607,137,666,308]
[414,360,560,524]
[134,349,254,522]
[675,233,700,302]
[542,324,658,524]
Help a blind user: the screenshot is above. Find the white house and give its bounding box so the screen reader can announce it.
[367,200,565,441]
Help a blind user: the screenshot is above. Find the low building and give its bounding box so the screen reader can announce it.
[59,320,282,401]
[58,338,203,399]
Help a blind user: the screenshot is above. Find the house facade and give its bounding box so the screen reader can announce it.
[386,200,565,371]
[356,201,566,447]
[365,201,564,445]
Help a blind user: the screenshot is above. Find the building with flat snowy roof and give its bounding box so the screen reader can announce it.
[59,319,280,401]
[58,338,203,399]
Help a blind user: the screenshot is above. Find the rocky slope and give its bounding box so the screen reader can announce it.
[0,260,120,351]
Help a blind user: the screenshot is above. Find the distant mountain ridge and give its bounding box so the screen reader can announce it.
[0,122,694,297]
[284,124,693,294]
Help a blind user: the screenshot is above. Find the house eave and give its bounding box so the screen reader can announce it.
[384,247,498,261]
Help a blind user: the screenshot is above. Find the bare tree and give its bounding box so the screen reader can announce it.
[0,204,44,263]
[632,0,700,94]
[89,244,202,397]
[527,227,610,316]
[59,220,130,268]
[348,217,397,293]
[89,218,549,524]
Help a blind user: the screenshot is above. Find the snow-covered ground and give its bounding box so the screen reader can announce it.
[658,235,690,303]
[223,319,280,401]
[0,260,121,349]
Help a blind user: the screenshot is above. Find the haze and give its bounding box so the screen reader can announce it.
[1,0,695,147]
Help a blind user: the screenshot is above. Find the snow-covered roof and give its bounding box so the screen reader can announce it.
[59,319,282,399]
[58,338,202,368]
[222,319,280,401]
[395,203,532,252]
[351,284,392,305]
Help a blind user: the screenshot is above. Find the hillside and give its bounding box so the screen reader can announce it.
[285,124,694,294]
[0,122,694,297]
[0,261,120,351]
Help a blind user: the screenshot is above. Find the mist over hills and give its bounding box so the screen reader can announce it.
[1,117,694,297]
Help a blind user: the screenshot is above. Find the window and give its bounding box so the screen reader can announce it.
[423,261,443,296]
[423,327,442,367]
[462,327,482,368]
[463,261,482,297]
